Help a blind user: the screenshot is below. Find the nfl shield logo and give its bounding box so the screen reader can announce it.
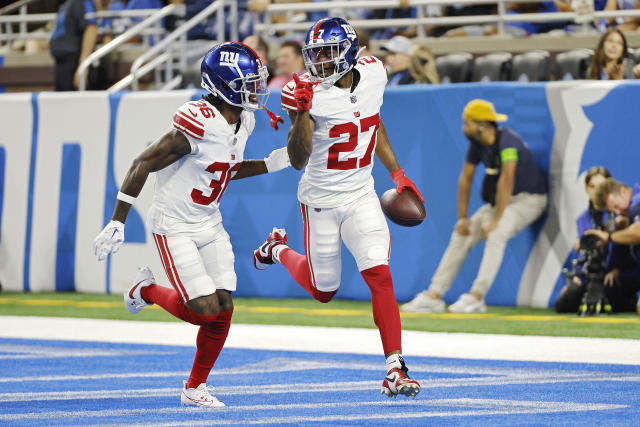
[350,95,357,104]
[231,154,236,160]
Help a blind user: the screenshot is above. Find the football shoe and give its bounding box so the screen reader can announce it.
[180,381,225,407]
[124,267,155,314]
[253,227,287,270]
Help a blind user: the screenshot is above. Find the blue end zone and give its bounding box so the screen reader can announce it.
[0,337,638,426]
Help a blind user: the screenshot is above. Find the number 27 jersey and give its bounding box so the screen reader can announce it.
[281,56,388,208]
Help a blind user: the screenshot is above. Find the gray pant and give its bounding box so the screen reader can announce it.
[428,192,548,297]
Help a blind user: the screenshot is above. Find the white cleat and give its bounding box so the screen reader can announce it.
[181,381,225,407]
[400,291,446,313]
[448,293,487,314]
[253,227,288,270]
[123,267,155,314]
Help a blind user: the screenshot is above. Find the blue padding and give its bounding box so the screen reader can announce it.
[55,144,82,291]
[23,93,39,292]
[0,146,4,243]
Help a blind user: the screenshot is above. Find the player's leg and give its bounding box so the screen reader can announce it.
[341,191,419,398]
[254,203,342,302]
[178,224,238,405]
[468,193,547,303]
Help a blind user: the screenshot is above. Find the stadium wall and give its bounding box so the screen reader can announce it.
[0,82,637,307]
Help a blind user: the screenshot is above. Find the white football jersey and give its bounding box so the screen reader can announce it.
[150,99,255,228]
[281,56,388,208]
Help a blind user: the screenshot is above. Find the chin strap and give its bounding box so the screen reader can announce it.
[262,106,284,131]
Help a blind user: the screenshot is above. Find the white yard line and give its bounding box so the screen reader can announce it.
[1,316,639,365]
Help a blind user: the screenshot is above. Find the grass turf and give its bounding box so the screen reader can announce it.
[1,292,639,339]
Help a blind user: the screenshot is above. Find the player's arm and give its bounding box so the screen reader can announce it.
[376,119,424,203]
[232,147,290,180]
[287,110,314,170]
[93,130,190,261]
[112,129,191,223]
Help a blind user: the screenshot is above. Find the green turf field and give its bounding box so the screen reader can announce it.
[1,292,639,339]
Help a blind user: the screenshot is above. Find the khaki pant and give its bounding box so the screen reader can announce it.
[428,192,548,297]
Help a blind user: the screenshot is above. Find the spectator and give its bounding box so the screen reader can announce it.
[368,0,418,39]
[49,0,102,91]
[381,35,415,86]
[402,99,548,314]
[408,44,439,84]
[604,0,640,31]
[588,28,640,79]
[555,168,640,313]
[267,40,304,90]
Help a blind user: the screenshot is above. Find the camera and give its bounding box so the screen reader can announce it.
[574,234,612,316]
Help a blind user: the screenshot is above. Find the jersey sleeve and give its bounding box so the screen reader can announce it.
[356,55,388,86]
[172,102,207,154]
[280,72,313,112]
[281,79,299,112]
[465,143,481,165]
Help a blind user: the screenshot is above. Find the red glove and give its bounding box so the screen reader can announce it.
[391,168,424,203]
[292,73,317,112]
[262,106,284,131]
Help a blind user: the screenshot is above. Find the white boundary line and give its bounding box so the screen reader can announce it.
[1,316,640,364]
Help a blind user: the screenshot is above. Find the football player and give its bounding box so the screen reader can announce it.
[253,17,424,398]
[93,42,290,407]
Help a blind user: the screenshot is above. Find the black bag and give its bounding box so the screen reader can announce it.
[481,173,499,205]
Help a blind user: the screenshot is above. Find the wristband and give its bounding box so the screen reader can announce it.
[117,191,137,205]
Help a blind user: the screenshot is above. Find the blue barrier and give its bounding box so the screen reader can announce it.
[1,81,636,306]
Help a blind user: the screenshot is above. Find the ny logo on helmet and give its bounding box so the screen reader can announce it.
[341,24,356,41]
[220,51,240,68]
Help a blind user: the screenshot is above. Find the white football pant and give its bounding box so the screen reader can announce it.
[300,190,390,292]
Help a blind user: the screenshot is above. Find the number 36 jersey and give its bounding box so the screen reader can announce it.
[150,99,255,230]
[281,56,388,208]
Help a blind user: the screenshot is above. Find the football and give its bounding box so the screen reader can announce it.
[380,189,426,227]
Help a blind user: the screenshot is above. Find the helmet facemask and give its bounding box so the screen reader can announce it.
[202,64,270,112]
[302,39,353,88]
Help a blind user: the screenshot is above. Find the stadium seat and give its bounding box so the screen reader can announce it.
[472,52,513,82]
[435,52,474,83]
[629,47,640,66]
[554,48,593,80]
[512,50,551,82]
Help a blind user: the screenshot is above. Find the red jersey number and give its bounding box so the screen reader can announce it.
[191,162,241,205]
[327,113,380,170]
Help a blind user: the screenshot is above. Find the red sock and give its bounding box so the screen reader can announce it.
[361,265,402,355]
[280,248,336,303]
[186,310,233,389]
[141,284,217,325]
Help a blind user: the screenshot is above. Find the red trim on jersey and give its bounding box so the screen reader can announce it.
[180,108,204,126]
[173,113,204,139]
[177,110,205,129]
[281,99,298,110]
[173,124,203,141]
[152,233,186,300]
[300,203,318,289]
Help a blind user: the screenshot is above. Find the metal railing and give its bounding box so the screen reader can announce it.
[110,0,236,92]
[255,0,640,39]
[76,5,184,90]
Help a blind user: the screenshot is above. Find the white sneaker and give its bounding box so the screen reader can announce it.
[448,293,487,313]
[181,381,225,407]
[400,291,446,313]
[123,267,155,314]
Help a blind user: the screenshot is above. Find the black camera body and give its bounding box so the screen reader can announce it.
[574,234,612,316]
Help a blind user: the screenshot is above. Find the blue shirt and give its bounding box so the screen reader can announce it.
[465,127,548,196]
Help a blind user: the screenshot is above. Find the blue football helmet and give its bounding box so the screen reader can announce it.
[201,42,269,112]
[302,17,360,87]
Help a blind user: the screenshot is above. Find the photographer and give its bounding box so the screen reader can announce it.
[573,176,640,313]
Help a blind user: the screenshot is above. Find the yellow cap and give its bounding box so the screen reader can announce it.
[462,99,508,122]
